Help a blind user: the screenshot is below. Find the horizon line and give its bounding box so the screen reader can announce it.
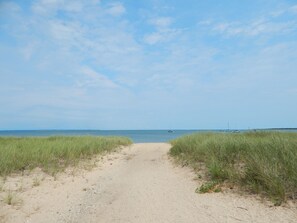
[0,128,297,131]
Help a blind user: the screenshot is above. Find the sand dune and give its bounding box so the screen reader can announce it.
[1,143,296,223]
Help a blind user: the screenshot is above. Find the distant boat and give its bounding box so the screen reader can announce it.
[168,130,174,133]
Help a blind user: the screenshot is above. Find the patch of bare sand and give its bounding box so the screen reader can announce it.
[0,143,296,223]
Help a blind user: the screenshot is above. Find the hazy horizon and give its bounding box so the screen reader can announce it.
[1,127,296,131]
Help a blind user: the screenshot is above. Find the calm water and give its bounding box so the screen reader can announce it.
[0,129,295,143]
[0,130,213,143]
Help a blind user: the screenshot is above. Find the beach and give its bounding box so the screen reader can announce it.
[1,143,296,223]
[2,0,297,221]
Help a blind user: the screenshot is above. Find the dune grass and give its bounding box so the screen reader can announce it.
[0,136,132,177]
[170,132,297,204]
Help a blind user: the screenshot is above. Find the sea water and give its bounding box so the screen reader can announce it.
[0,130,211,143]
[0,129,295,143]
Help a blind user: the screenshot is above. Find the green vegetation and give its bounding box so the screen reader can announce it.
[32,177,41,187]
[170,132,297,204]
[3,191,14,205]
[2,191,21,206]
[0,136,132,177]
[196,180,221,194]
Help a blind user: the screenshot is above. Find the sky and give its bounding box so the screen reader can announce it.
[0,0,297,130]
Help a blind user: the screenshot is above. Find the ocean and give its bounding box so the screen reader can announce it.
[0,130,212,143]
[0,129,295,143]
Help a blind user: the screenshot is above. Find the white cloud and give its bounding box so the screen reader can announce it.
[49,20,82,42]
[212,19,297,37]
[31,0,91,15]
[143,32,163,45]
[106,2,125,16]
[143,29,180,45]
[32,0,62,15]
[64,1,83,12]
[267,4,297,17]
[213,22,231,32]
[149,17,172,29]
[290,5,297,14]
[198,20,212,26]
[0,1,21,14]
[21,43,37,60]
[205,4,297,38]
[80,67,119,89]
[143,16,180,45]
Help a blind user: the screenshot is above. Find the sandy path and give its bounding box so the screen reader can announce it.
[1,143,296,223]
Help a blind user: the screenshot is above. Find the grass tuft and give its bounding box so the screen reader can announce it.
[170,132,297,204]
[32,177,41,187]
[2,191,21,206]
[197,181,220,193]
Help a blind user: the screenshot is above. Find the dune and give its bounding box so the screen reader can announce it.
[1,143,296,223]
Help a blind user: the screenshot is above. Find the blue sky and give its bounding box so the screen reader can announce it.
[0,0,297,130]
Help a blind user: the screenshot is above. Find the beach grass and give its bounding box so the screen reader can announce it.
[170,132,297,204]
[0,136,132,177]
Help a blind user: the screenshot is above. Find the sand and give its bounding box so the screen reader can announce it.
[0,143,296,223]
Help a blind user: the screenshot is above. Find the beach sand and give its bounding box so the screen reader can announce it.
[1,143,296,223]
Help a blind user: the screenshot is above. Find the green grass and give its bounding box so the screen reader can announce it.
[170,132,297,204]
[0,136,132,177]
[196,180,221,194]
